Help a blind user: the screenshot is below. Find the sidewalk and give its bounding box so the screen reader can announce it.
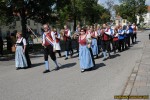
[121,40,150,100]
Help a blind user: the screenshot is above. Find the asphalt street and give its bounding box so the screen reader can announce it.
[0,30,149,100]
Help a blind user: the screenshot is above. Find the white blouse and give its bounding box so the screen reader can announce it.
[16,37,27,46]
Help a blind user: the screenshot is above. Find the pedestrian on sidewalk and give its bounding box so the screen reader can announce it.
[42,24,59,73]
[78,28,95,73]
[15,32,28,70]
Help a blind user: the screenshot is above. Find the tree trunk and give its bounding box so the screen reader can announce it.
[73,15,76,31]
[73,0,76,31]
[20,8,27,39]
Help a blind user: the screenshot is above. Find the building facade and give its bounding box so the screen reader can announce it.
[142,6,150,25]
[115,15,127,26]
[0,19,42,37]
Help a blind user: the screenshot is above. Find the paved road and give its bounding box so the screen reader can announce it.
[0,30,149,100]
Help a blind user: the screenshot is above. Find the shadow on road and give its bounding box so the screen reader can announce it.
[30,55,43,58]
[85,63,106,72]
[134,41,141,44]
[71,54,79,58]
[93,63,106,70]
[29,62,45,68]
[110,54,121,59]
[59,62,76,69]
[0,55,14,61]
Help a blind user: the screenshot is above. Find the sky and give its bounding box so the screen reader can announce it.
[98,0,150,6]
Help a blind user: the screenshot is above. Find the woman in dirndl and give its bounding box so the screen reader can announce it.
[15,32,28,70]
[79,28,94,73]
[91,27,99,58]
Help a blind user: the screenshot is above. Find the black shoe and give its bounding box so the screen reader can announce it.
[23,67,28,69]
[108,56,111,59]
[43,70,50,73]
[89,67,93,71]
[28,65,31,68]
[16,67,21,70]
[103,58,107,61]
[54,67,59,71]
[96,55,98,59]
[65,57,68,60]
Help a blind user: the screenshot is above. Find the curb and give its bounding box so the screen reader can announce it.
[120,41,146,100]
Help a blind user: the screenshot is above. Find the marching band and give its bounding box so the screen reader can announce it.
[15,23,138,73]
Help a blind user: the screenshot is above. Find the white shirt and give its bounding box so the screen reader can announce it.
[114,33,118,37]
[118,29,125,35]
[42,31,56,45]
[97,29,101,36]
[16,37,27,45]
[65,29,71,37]
[105,28,111,35]
[56,33,61,39]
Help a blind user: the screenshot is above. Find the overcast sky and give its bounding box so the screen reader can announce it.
[98,0,150,6]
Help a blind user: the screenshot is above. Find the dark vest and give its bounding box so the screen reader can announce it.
[16,38,24,46]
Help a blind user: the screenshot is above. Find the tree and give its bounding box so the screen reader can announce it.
[118,0,147,23]
[1,0,55,37]
[55,0,110,29]
[0,0,14,25]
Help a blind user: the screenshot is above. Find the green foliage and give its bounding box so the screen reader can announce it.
[0,0,111,30]
[116,0,147,23]
[0,0,13,25]
[56,0,111,26]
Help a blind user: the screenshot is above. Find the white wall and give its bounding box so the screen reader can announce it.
[0,19,43,37]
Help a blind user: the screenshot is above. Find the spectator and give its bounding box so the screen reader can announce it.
[15,32,28,70]
[0,36,3,56]
[6,32,12,53]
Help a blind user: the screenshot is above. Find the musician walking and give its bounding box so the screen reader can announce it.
[42,24,59,73]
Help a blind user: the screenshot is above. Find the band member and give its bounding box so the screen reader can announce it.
[118,26,125,52]
[109,25,115,52]
[112,26,119,54]
[90,27,99,58]
[74,27,81,54]
[79,28,94,72]
[15,32,28,70]
[63,25,73,60]
[126,25,131,47]
[86,25,90,34]
[53,28,61,57]
[131,23,138,44]
[42,24,59,73]
[97,24,102,54]
[123,25,128,50]
[101,24,111,61]
[127,24,133,46]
